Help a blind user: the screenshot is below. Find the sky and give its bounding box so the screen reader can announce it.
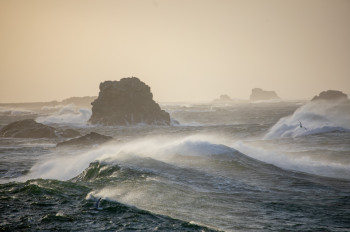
[1,0,349,103]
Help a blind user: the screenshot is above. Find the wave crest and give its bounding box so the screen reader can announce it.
[264,100,350,139]
[36,104,91,126]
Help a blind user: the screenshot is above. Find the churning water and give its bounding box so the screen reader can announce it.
[1,101,350,231]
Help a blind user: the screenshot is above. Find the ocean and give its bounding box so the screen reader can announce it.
[1,101,350,231]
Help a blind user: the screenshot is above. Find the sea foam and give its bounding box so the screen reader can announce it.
[19,135,235,181]
[36,104,91,126]
[233,140,350,180]
[264,100,350,139]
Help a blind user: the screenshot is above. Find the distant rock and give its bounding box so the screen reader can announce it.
[213,94,232,103]
[89,77,171,125]
[249,88,280,102]
[311,90,348,102]
[0,119,80,138]
[218,94,231,101]
[56,132,113,147]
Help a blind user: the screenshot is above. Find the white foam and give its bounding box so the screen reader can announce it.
[15,130,350,182]
[264,100,350,139]
[234,141,350,180]
[41,105,67,111]
[36,104,91,126]
[18,135,233,181]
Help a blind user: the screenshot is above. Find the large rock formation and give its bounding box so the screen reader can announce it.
[89,77,171,125]
[311,90,348,102]
[249,88,280,102]
[56,132,113,147]
[0,119,80,138]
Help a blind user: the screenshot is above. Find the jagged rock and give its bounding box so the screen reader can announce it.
[311,90,348,102]
[0,119,80,138]
[249,88,280,101]
[56,132,113,147]
[89,77,171,125]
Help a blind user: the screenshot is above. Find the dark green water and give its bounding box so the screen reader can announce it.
[1,102,350,231]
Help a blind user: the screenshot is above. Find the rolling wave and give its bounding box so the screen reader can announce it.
[36,104,91,126]
[264,100,350,139]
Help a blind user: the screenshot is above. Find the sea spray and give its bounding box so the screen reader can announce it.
[264,100,350,139]
[233,140,350,180]
[36,104,92,126]
[20,134,238,181]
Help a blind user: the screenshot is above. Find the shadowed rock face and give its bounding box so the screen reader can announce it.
[249,88,280,101]
[0,119,80,138]
[56,132,113,147]
[89,77,170,125]
[311,90,348,102]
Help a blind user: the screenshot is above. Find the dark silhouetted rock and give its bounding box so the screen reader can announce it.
[311,90,348,102]
[56,132,113,147]
[0,119,81,138]
[219,94,231,101]
[89,77,171,125]
[249,88,280,101]
[213,94,233,103]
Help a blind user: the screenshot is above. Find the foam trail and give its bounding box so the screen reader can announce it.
[234,141,350,180]
[17,132,350,182]
[18,135,234,181]
[36,104,91,126]
[264,100,350,139]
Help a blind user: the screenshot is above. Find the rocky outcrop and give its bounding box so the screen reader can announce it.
[0,119,80,138]
[249,88,280,102]
[218,94,231,101]
[89,77,171,125]
[311,90,348,102]
[56,132,113,147]
[213,94,232,103]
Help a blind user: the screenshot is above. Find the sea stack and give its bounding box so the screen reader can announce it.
[311,90,348,102]
[89,77,171,125]
[249,88,280,102]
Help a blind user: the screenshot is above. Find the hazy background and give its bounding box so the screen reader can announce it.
[1,0,349,103]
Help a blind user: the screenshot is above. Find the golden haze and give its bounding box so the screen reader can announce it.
[1,0,349,103]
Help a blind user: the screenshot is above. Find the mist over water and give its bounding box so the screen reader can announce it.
[264,100,350,139]
[1,101,350,232]
[36,104,92,126]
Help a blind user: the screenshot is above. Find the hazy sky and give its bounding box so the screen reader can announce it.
[1,0,349,103]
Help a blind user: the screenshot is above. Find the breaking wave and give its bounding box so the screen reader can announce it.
[17,132,350,182]
[18,135,248,181]
[264,100,350,139]
[36,104,91,126]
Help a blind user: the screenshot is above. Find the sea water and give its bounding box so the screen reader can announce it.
[1,101,349,231]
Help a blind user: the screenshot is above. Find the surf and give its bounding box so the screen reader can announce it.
[264,100,350,139]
